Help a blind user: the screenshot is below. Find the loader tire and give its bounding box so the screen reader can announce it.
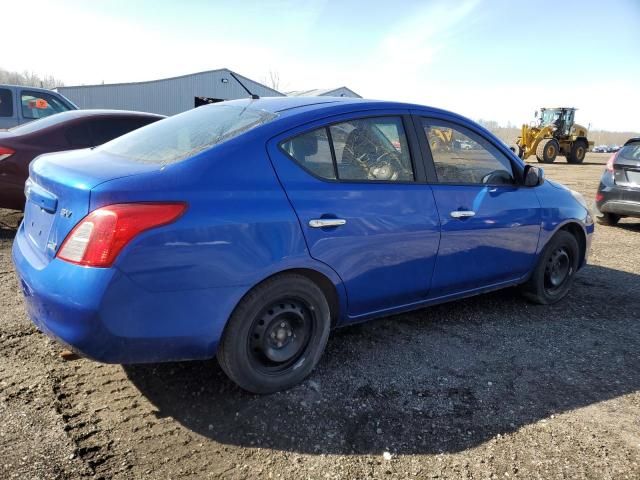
[566,140,587,164]
[536,138,559,163]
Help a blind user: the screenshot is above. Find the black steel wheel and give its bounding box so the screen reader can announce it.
[248,299,313,373]
[217,274,331,394]
[543,246,571,295]
[521,230,580,304]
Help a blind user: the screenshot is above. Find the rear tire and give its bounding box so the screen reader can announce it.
[521,230,579,305]
[567,140,587,164]
[536,138,559,163]
[596,212,620,226]
[217,274,331,394]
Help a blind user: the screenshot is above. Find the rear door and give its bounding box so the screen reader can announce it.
[268,111,440,318]
[414,114,541,298]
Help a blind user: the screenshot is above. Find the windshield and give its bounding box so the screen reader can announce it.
[99,104,277,165]
[540,109,562,126]
[620,143,640,161]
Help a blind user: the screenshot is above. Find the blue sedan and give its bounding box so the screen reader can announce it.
[12,97,594,393]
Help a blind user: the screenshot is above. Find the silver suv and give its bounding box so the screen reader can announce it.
[0,85,77,129]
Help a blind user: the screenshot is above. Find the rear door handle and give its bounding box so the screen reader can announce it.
[308,218,347,228]
[450,210,476,219]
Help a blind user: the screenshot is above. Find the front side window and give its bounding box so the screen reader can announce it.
[281,116,414,182]
[0,88,13,117]
[21,91,72,120]
[100,104,277,165]
[422,120,514,185]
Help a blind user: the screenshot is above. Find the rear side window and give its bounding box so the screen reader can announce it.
[21,91,72,119]
[281,116,414,182]
[280,128,336,179]
[100,104,277,165]
[90,118,158,146]
[66,123,92,148]
[0,88,13,117]
[421,119,514,185]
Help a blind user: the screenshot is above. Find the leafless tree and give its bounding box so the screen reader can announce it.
[262,70,281,91]
[0,67,65,89]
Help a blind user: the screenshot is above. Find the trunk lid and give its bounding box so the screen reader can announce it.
[24,148,160,262]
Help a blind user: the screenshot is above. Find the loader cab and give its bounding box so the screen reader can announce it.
[538,108,575,137]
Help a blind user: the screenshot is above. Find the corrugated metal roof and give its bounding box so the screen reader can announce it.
[286,87,361,98]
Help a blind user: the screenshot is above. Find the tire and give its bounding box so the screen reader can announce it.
[521,230,580,305]
[567,140,587,164]
[216,273,331,394]
[511,144,523,159]
[596,212,620,226]
[536,138,559,163]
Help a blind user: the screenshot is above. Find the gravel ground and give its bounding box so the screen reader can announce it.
[1,152,639,479]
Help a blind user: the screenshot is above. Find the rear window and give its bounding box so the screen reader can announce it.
[9,110,78,134]
[619,143,640,161]
[99,104,277,165]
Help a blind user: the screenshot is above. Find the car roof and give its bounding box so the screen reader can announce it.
[0,84,64,93]
[624,138,640,146]
[48,109,166,120]
[220,96,457,119]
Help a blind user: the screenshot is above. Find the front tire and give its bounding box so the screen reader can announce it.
[521,231,579,305]
[217,274,331,394]
[536,138,559,163]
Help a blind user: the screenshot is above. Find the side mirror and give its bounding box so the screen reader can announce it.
[523,164,544,187]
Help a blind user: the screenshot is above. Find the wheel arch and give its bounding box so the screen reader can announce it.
[230,266,347,329]
[559,221,587,268]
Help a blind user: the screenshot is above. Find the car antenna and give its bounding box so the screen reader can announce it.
[229,71,260,100]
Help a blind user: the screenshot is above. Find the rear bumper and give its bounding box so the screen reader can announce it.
[596,183,640,217]
[12,223,244,364]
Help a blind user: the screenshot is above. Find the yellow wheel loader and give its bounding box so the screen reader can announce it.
[515,108,593,164]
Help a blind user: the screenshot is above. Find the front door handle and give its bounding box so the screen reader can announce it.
[309,218,347,228]
[450,210,476,219]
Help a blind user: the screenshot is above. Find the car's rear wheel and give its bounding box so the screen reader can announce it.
[521,230,579,304]
[536,138,559,163]
[596,212,620,226]
[217,273,331,394]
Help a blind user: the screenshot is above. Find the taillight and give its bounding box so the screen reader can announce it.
[595,193,604,202]
[57,203,186,267]
[0,146,15,161]
[606,152,617,172]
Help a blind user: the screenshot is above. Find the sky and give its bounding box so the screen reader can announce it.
[3,0,639,131]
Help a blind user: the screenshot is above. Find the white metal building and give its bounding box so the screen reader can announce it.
[56,69,284,116]
[56,69,361,116]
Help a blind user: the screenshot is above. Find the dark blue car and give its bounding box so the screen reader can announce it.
[12,97,594,393]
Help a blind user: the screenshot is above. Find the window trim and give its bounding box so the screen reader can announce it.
[415,115,522,187]
[278,114,422,185]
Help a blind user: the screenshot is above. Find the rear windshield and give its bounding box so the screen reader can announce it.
[98,104,277,165]
[9,111,77,134]
[619,143,640,161]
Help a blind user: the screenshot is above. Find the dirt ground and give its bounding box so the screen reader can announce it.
[1,152,639,479]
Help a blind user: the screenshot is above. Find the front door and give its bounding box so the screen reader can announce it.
[416,115,542,298]
[268,113,440,318]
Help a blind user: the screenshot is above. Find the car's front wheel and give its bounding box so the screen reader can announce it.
[217,273,331,394]
[521,230,580,304]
